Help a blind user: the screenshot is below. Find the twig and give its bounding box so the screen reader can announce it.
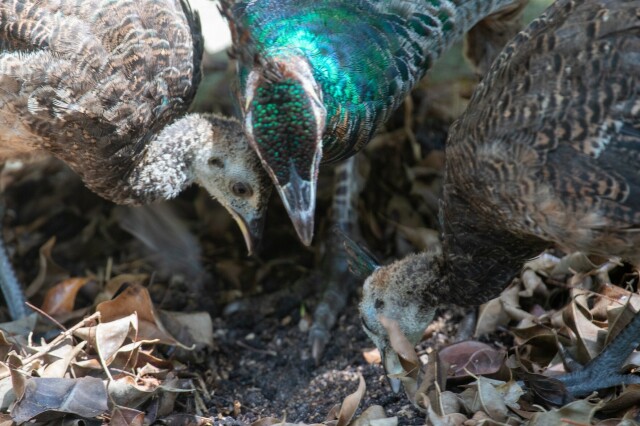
[235,340,277,356]
[25,301,66,331]
[0,311,101,379]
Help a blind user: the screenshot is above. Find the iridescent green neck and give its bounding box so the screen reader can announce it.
[234,0,522,162]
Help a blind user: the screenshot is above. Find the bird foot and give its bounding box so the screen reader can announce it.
[531,307,640,400]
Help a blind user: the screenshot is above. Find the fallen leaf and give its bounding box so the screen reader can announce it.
[11,376,108,423]
[25,237,69,298]
[563,289,604,362]
[550,252,599,276]
[459,377,510,423]
[41,277,92,316]
[336,373,366,426]
[529,399,603,425]
[97,284,191,348]
[351,405,396,426]
[111,405,144,426]
[439,341,505,379]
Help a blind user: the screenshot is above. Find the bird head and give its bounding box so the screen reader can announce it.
[242,55,326,246]
[192,114,272,255]
[340,230,438,392]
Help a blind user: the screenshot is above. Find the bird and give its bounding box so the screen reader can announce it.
[343,0,640,398]
[0,0,271,319]
[220,0,528,245]
[220,0,529,362]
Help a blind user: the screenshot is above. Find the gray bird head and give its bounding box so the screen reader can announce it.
[132,113,272,255]
[340,230,439,391]
[191,114,272,254]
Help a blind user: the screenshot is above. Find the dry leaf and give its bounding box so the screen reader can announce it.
[97,284,191,348]
[41,277,91,316]
[26,237,69,298]
[439,341,505,379]
[563,289,604,362]
[529,399,603,425]
[350,405,396,426]
[11,377,108,423]
[111,405,145,426]
[459,377,510,422]
[336,373,366,426]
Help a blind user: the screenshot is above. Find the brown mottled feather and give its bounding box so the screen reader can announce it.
[0,0,203,202]
[447,0,640,274]
[0,0,272,258]
[353,0,640,381]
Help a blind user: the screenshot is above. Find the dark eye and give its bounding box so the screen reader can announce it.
[231,182,253,197]
[208,157,224,168]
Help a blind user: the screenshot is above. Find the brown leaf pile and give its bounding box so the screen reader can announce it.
[365,252,640,425]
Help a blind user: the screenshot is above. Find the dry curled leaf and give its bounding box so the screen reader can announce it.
[336,373,366,426]
[11,376,108,424]
[439,341,505,380]
[97,284,192,349]
[26,237,69,298]
[111,405,145,426]
[529,399,604,425]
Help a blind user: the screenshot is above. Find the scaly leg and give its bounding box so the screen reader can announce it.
[309,156,364,363]
[0,201,29,320]
[555,309,640,397]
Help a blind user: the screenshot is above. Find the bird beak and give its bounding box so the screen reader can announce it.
[229,209,266,256]
[276,164,316,246]
[381,345,406,394]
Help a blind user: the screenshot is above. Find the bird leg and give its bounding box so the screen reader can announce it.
[0,201,29,320]
[309,156,364,363]
[555,308,640,397]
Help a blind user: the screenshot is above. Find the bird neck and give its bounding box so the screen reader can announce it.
[434,190,549,307]
[125,114,210,203]
[80,114,207,205]
[318,0,525,162]
[234,0,523,162]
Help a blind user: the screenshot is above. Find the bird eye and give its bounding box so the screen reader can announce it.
[208,157,224,168]
[231,182,253,197]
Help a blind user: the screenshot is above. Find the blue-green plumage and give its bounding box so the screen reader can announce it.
[222,0,526,244]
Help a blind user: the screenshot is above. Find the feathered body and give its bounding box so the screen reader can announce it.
[442,0,640,303]
[0,0,270,252]
[346,0,640,393]
[222,0,527,244]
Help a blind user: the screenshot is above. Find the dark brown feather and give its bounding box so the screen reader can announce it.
[0,0,203,203]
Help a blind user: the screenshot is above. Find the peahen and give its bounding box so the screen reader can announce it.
[344,0,640,398]
[220,0,528,244]
[0,0,271,320]
[221,0,528,360]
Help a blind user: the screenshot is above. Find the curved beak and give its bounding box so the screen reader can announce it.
[277,164,316,246]
[381,345,405,394]
[229,209,266,256]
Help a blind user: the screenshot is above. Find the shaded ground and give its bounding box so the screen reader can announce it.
[0,45,464,424]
